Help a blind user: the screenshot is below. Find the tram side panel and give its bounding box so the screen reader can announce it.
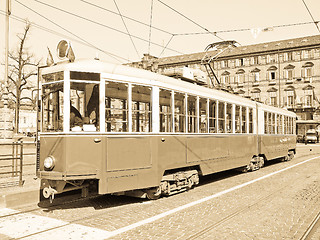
[39,135,103,194]
[185,135,258,175]
[103,134,259,194]
[157,135,258,176]
[103,136,159,194]
[259,135,296,160]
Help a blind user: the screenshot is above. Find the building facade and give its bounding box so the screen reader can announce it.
[129,35,320,136]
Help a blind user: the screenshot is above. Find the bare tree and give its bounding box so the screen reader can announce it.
[7,21,41,134]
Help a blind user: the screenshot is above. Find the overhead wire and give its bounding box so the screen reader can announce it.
[156,0,224,41]
[0,10,129,62]
[14,1,128,63]
[174,21,319,36]
[29,0,184,55]
[159,35,174,58]
[112,0,140,58]
[79,0,173,36]
[301,0,320,33]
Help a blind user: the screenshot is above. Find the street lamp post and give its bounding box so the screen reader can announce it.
[278,48,281,108]
[3,0,11,139]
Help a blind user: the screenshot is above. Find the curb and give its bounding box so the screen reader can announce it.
[0,189,40,208]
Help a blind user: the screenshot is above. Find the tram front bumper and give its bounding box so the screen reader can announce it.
[39,171,98,180]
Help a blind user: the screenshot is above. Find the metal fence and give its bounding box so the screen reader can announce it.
[0,141,36,187]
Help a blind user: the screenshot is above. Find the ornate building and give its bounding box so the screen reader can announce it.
[129,35,320,136]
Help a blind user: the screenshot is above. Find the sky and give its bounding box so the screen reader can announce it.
[1,0,320,74]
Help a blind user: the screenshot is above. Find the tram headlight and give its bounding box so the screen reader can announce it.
[44,156,55,171]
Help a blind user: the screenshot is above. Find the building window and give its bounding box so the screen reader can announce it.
[221,71,230,85]
[304,89,313,107]
[221,60,228,68]
[268,91,277,106]
[224,75,230,84]
[302,62,314,82]
[252,92,260,101]
[252,56,259,65]
[236,69,245,85]
[267,66,277,83]
[303,50,312,59]
[286,90,295,107]
[267,55,276,63]
[236,58,244,67]
[237,74,245,84]
[286,69,294,80]
[254,72,260,82]
[270,71,276,81]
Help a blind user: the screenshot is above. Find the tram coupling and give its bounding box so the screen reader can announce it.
[42,186,58,203]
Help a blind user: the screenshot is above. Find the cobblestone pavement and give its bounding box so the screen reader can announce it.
[0,144,320,239]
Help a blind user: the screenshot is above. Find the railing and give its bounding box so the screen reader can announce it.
[0,141,36,187]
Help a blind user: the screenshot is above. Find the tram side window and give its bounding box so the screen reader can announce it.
[188,95,197,133]
[42,83,64,132]
[199,98,207,133]
[132,85,152,132]
[174,92,185,132]
[248,108,253,133]
[284,116,288,134]
[242,107,247,133]
[226,103,232,133]
[277,115,283,134]
[105,81,128,132]
[159,89,172,132]
[268,112,272,134]
[288,117,292,134]
[272,113,276,134]
[235,105,241,133]
[70,82,99,131]
[218,102,226,133]
[264,112,268,134]
[209,100,216,133]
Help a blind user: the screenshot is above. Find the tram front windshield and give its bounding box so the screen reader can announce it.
[42,74,99,132]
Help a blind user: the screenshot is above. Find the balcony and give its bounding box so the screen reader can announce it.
[268,81,276,85]
[285,79,293,84]
[303,77,313,83]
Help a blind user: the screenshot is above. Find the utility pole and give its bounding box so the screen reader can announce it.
[278,48,281,108]
[4,0,11,139]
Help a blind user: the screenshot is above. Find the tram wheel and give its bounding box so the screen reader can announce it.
[187,177,194,190]
[145,186,162,200]
[258,157,264,168]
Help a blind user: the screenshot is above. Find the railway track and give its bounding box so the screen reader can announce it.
[185,174,307,240]
[300,210,320,240]
[1,153,319,239]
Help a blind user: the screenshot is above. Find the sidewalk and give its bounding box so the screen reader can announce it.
[0,174,40,208]
[0,137,40,208]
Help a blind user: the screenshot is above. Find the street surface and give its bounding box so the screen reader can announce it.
[1,143,320,239]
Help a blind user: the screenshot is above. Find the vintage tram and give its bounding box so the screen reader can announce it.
[37,47,296,201]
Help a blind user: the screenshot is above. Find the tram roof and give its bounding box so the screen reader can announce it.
[40,59,295,117]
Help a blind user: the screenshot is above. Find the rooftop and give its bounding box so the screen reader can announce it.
[157,34,320,66]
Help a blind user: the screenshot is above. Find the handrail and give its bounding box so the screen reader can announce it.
[0,141,24,186]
